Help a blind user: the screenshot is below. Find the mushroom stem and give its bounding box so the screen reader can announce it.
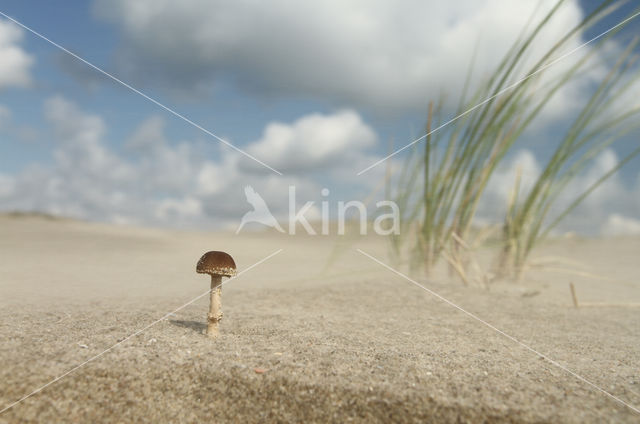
[207,275,223,337]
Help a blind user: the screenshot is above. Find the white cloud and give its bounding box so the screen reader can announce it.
[241,109,376,174]
[2,96,637,234]
[0,173,14,197]
[44,96,133,184]
[0,20,34,89]
[0,98,378,228]
[602,214,640,236]
[93,0,590,113]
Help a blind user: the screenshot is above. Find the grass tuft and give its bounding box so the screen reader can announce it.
[391,0,640,282]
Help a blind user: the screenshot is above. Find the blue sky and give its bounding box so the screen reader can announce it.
[0,0,639,234]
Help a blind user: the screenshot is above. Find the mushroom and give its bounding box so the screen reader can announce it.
[196,251,237,338]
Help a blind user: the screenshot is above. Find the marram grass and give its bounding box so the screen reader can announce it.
[391,0,640,282]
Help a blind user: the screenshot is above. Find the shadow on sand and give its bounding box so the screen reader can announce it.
[169,319,205,333]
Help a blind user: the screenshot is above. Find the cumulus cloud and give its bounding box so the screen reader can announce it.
[93,0,594,113]
[1,96,637,234]
[0,97,379,229]
[241,109,377,174]
[0,20,34,89]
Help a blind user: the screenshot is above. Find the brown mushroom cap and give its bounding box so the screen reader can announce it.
[196,251,237,277]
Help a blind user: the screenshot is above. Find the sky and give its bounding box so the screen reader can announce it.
[0,0,639,235]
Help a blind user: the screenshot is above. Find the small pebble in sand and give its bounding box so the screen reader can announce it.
[78,343,88,349]
[274,352,283,356]
[254,368,268,374]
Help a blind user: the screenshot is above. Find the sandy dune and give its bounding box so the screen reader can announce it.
[1,215,639,422]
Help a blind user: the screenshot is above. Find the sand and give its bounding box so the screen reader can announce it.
[1,214,639,423]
